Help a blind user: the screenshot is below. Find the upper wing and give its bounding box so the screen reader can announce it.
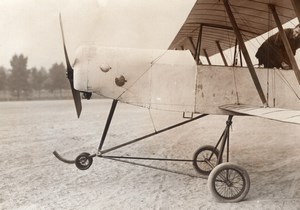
[168,0,297,57]
[220,104,300,125]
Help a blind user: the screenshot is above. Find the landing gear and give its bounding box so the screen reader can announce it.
[208,163,250,202]
[193,115,250,202]
[75,152,93,170]
[54,99,250,202]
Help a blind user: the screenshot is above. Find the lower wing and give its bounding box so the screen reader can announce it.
[220,104,300,125]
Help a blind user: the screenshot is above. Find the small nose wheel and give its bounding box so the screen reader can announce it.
[75,152,93,170]
[193,145,221,178]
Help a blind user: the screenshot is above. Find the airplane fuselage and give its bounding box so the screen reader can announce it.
[73,46,300,115]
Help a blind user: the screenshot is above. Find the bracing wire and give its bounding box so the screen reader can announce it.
[275,69,300,100]
[232,67,240,104]
[226,1,240,104]
[272,68,276,106]
[148,108,157,133]
[264,0,300,106]
[230,2,271,53]
[116,50,169,100]
[267,0,271,105]
[230,1,283,107]
[267,65,270,103]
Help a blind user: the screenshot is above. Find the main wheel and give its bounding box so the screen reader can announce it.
[192,145,221,178]
[75,152,93,170]
[208,162,250,203]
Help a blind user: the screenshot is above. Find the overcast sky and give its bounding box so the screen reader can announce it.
[0,0,195,69]
[0,0,299,70]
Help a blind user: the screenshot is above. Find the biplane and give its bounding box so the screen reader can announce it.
[54,0,300,203]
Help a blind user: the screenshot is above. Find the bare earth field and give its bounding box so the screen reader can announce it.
[1,99,300,210]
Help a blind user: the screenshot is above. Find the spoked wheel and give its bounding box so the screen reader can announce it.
[193,145,221,178]
[75,152,93,170]
[208,162,250,203]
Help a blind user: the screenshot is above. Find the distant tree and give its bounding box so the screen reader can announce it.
[0,67,7,100]
[47,63,69,96]
[30,67,48,97]
[43,77,53,93]
[0,66,7,91]
[7,54,30,99]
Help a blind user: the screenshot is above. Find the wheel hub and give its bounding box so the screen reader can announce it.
[225,180,233,187]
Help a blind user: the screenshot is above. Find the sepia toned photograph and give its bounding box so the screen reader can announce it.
[1,0,300,209]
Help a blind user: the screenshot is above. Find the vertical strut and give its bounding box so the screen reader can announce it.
[232,39,238,66]
[203,49,212,65]
[188,37,196,57]
[98,99,118,152]
[226,116,232,163]
[195,24,203,64]
[222,0,267,106]
[216,41,228,66]
[239,46,243,67]
[216,115,233,164]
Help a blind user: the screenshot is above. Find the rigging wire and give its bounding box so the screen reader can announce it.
[230,3,272,57]
[148,108,157,133]
[230,1,281,107]
[275,69,300,100]
[115,49,195,111]
[116,49,169,100]
[226,1,240,104]
[267,0,271,106]
[232,66,240,104]
[272,68,276,107]
[267,65,270,103]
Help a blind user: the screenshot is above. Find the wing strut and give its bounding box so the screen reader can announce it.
[195,24,203,65]
[269,4,300,85]
[232,39,238,66]
[216,41,228,66]
[203,49,211,65]
[222,0,267,106]
[188,37,196,56]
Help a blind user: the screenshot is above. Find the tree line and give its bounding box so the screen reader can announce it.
[0,54,70,101]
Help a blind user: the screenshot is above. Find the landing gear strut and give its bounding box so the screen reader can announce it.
[193,115,250,202]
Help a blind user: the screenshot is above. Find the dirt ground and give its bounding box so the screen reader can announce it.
[1,99,300,210]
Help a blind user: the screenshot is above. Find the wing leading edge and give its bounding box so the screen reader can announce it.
[220,104,300,125]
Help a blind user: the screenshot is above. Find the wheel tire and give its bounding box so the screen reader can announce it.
[75,152,93,170]
[208,162,250,203]
[192,145,221,178]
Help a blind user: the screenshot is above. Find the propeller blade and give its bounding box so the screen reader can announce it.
[70,80,82,118]
[59,13,82,118]
[59,14,72,73]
